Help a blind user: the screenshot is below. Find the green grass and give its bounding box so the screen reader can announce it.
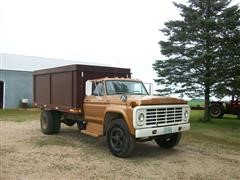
[1,108,239,149]
[188,101,204,107]
[0,108,40,122]
[188,100,205,108]
[186,110,240,149]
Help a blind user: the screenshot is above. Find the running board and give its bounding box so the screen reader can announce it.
[81,130,101,138]
[81,122,103,138]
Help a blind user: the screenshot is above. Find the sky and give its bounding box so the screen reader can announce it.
[0,0,189,87]
[0,0,239,96]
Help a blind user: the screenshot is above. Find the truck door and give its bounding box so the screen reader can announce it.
[83,81,108,123]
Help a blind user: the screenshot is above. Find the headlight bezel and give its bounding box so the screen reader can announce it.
[183,108,190,121]
[136,109,146,126]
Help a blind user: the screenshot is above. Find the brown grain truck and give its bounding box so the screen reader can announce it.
[34,64,190,157]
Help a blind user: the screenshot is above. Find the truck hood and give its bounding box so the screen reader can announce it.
[107,95,186,106]
[126,95,186,106]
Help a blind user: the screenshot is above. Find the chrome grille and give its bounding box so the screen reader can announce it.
[146,107,183,126]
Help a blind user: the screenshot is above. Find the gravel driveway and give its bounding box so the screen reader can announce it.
[1,120,240,180]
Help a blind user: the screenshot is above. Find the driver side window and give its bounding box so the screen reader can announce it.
[92,81,105,96]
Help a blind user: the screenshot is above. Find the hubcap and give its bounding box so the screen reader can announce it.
[212,107,220,115]
[110,127,125,152]
[165,137,171,142]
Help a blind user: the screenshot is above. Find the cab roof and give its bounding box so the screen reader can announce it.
[90,77,141,82]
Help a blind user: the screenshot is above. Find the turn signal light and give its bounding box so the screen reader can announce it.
[130,101,137,108]
[69,109,81,113]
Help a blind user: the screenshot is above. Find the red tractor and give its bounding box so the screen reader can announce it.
[210,96,240,119]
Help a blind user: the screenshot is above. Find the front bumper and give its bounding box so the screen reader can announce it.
[135,123,190,138]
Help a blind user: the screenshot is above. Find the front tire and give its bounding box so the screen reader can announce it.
[40,110,61,135]
[106,119,135,158]
[155,132,182,148]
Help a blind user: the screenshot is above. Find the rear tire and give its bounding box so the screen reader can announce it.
[106,119,135,158]
[210,103,224,118]
[52,111,61,133]
[40,110,61,135]
[154,133,182,148]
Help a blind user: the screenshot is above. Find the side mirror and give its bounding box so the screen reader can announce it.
[86,81,92,96]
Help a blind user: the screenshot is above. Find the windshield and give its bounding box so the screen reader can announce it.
[106,80,149,95]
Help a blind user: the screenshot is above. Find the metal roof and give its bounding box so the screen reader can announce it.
[0,53,109,72]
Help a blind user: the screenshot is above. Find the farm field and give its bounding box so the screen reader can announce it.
[0,109,240,180]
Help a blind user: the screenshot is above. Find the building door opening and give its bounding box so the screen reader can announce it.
[0,81,3,109]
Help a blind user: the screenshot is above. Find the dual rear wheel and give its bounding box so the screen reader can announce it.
[40,110,61,134]
[40,110,86,134]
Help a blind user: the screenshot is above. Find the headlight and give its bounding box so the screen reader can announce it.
[138,113,145,121]
[137,112,145,126]
[184,110,189,118]
[183,108,189,121]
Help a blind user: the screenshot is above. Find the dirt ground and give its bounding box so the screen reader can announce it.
[1,119,240,180]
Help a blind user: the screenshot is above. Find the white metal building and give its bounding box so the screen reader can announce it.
[0,53,81,109]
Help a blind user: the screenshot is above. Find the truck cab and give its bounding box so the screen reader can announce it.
[82,78,190,157]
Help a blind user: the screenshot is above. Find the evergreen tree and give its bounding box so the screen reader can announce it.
[153,0,240,121]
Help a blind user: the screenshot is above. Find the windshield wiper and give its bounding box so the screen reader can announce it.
[114,92,127,94]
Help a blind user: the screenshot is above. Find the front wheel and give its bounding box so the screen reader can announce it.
[106,119,135,158]
[154,132,182,148]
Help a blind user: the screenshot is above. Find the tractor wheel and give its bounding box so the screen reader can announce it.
[209,103,224,118]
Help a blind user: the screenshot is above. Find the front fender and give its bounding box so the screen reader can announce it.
[104,105,135,135]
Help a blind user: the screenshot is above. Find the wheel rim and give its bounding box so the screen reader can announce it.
[211,107,220,116]
[110,127,125,152]
[163,134,173,142]
[165,137,171,142]
[42,116,48,129]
